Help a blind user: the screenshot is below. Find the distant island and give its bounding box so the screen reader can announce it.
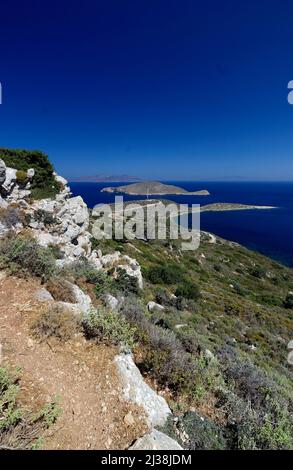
[101,181,210,196]
[69,174,142,182]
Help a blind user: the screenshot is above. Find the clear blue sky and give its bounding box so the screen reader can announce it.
[0,0,293,180]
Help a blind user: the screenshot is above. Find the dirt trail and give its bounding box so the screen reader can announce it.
[0,274,147,449]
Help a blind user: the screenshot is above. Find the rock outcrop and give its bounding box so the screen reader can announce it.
[115,353,171,428]
[129,429,183,450]
[0,158,144,289]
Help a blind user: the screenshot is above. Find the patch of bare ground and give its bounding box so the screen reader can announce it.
[0,273,148,449]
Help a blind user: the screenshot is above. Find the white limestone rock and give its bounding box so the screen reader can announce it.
[103,293,119,310]
[57,282,92,315]
[54,173,68,187]
[35,288,54,302]
[2,167,17,194]
[115,353,171,428]
[0,159,6,185]
[129,429,183,450]
[147,301,165,312]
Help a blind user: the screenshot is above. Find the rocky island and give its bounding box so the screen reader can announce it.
[101,181,210,196]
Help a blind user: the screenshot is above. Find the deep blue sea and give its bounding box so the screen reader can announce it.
[69,181,293,267]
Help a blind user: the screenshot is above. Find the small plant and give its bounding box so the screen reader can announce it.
[0,234,56,281]
[146,264,185,284]
[283,292,293,309]
[0,366,62,449]
[82,308,137,350]
[114,268,140,295]
[65,258,108,285]
[178,412,227,450]
[0,366,22,433]
[249,265,266,279]
[16,170,28,185]
[34,399,62,428]
[34,209,56,225]
[31,305,80,342]
[94,271,114,297]
[175,281,200,301]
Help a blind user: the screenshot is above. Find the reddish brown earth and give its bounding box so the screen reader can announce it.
[0,273,148,449]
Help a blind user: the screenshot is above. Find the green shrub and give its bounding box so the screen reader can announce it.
[283,292,293,309]
[0,234,56,281]
[223,359,277,409]
[15,170,28,186]
[0,366,62,449]
[94,271,115,297]
[0,367,22,433]
[82,308,137,350]
[114,268,140,295]
[64,258,102,284]
[0,148,60,200]
[34,209,56,225]
[147,264,185,284]
[175,281,200,301]
[178,412,227,450]
[249,265,266,279]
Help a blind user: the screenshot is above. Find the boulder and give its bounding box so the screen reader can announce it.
[147,301,165,312]
[0,159,6,185]
[57,196,89,227]
[2,167,17,194]
[115,353,171,428]
[103,293,119,310]
[27,168,35,179]
[100,251,121,267]
[0,195,8,209]
[54,173,68,187]
[58,282,92,315]
[35,288,54,302]
[129,429,183,450]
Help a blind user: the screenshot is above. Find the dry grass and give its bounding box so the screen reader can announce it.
[31,304,81,342]
[46,277,76,303]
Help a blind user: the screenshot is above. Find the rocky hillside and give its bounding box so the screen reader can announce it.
[0,149,293,450]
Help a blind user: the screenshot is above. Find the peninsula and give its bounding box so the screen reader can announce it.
[101,181,210,196]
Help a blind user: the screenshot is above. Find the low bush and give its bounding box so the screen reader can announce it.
[216,389,293,450]
[155,288,176,307]
[223,359,277,409]
[45,277,76,303]
[0,234,56,281]
[34,209,56,226]
[249,265,266,279]
[82,308,137,350]
[146,264,185,285]
[16,170,28,185]
[31,305,80,342]
[94,271,115,297]
[114,268,140,295]
[179,412,227,450]
[283,292,293,309]
[64,258,102,284]
[0,207,25,229]
[175,281,200,301]
[0,366,22,433]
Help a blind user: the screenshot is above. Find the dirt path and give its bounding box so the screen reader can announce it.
[0,273,147,449]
